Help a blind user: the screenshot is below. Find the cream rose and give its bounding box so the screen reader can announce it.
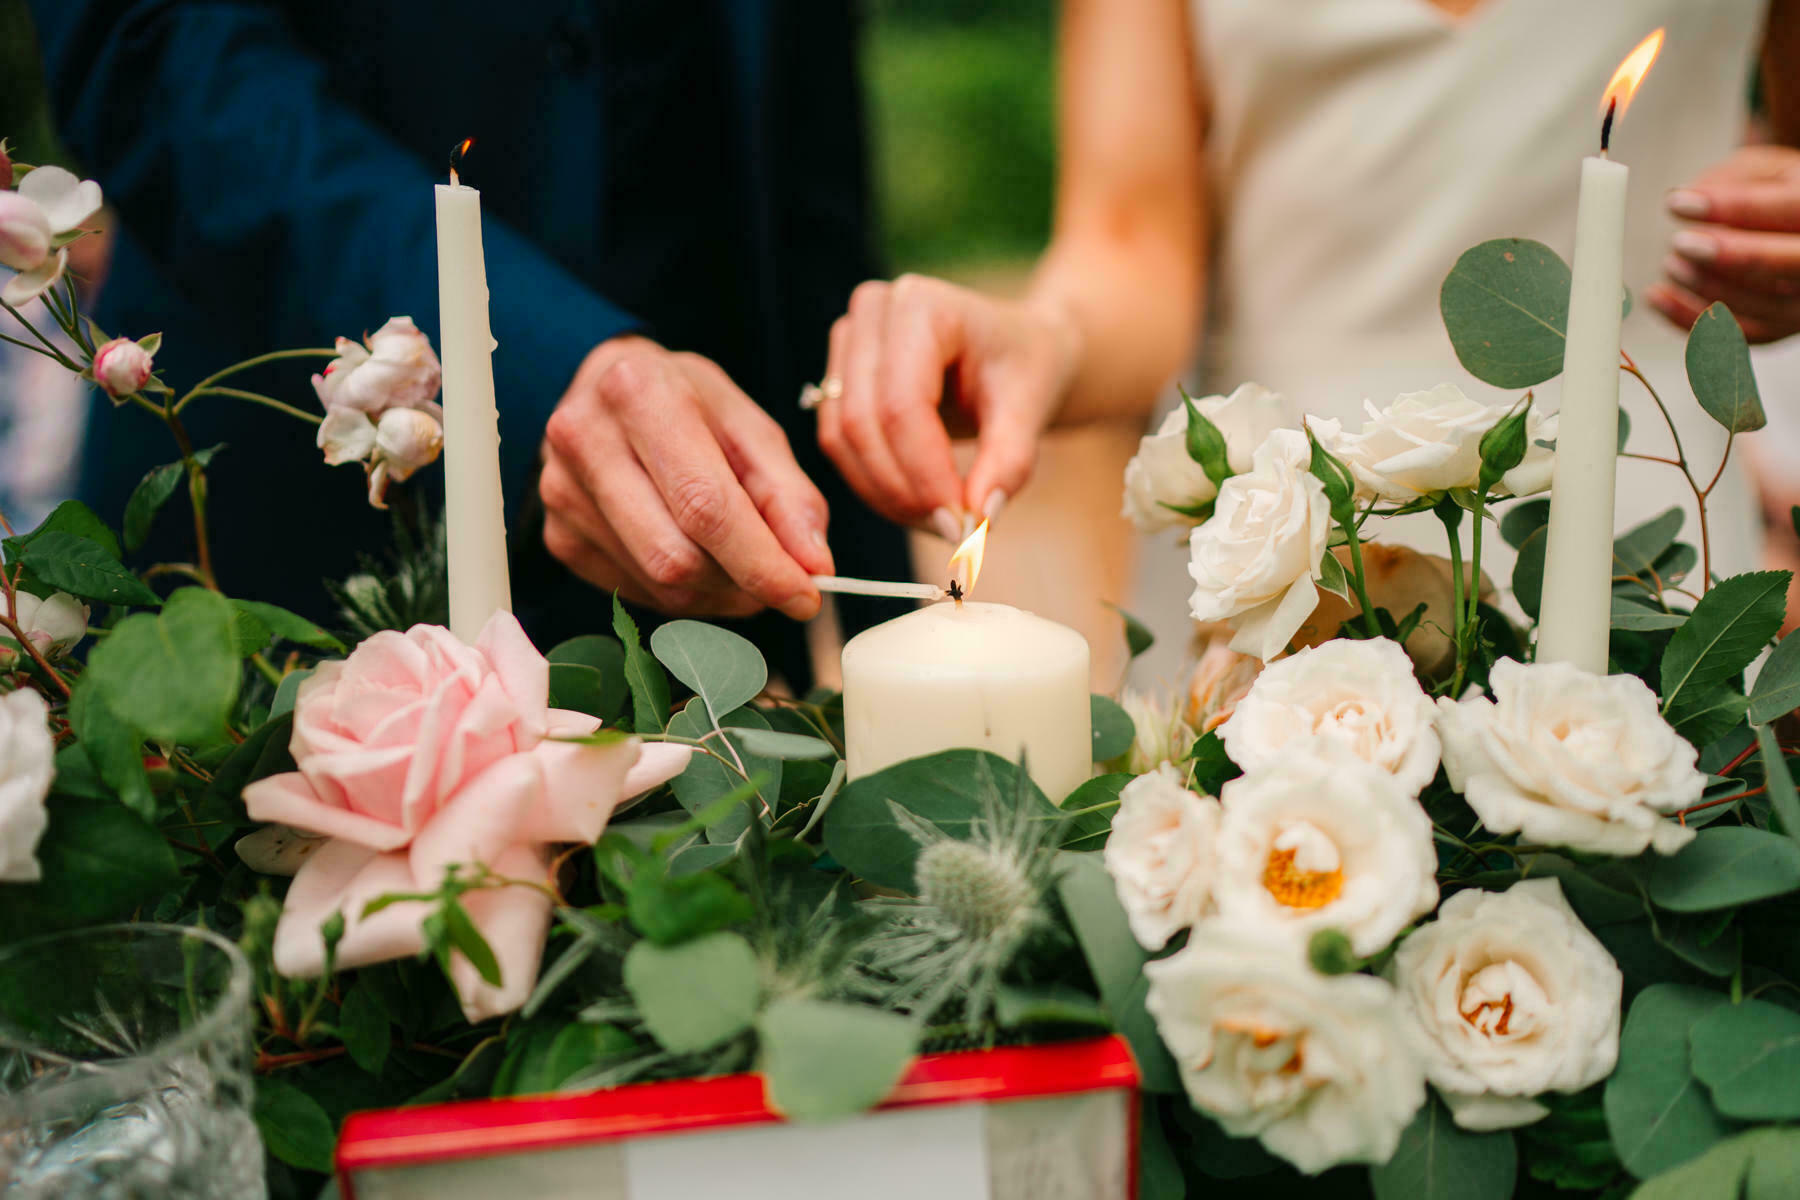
[1436,659,1703,856]
[0,688,54,882]
[1214,757,1438,956]
[0,590,89,659]
[1388,880,1621,1131]
[1218,637,1440,797]
[1145,922,1426,1174]
[1315,384,1557,503]
[1123,383,1292,532]
[1104,765,1221,949]
[1188,429,1330,662]
[0,166,103,305]
[311,316,443,416]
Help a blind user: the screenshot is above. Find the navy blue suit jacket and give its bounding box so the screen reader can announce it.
[29,0,903,685]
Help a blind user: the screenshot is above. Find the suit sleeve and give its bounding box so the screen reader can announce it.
[26,0,640,502]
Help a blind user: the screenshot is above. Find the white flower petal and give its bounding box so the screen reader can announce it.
[2,247,65,306]
[17,165,103,234]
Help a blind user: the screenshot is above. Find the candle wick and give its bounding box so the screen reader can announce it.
[1599,97,1617,155]
[947,579,964,607]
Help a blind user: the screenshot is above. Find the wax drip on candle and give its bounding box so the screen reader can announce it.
[448,137,475,187]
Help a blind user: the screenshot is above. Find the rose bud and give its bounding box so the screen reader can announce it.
[91,335,157,399]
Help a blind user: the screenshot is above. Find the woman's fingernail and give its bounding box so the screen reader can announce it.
[1661,253,1701,289]
[811,528,829,550]
[982,489,1008,520]
[1671,230,1719,263]
[1667,190,1710,219]
[931,507,962,542]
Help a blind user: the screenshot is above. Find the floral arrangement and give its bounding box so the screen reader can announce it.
[2,142,1797,1200]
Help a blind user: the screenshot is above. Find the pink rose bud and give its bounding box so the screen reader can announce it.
[92,336,156,399]
[0,190,51,273]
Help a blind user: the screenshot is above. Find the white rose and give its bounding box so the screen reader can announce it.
[311,316,442,416]
[1388,879,1621,1131]
[1214,756,1438,956]
[1,590,89,658]
[1218,637,1440,797]
[91,335,157,399]
[1145,922,1426,1174]
[373,407,444,480]
[1123,383,1293,532]
[1188,429,1330,662]
[1104,765,1220,949]
[1317,384,1558,503]
[0,165,103,305]
[1120,688,1198,775]
[0,688,55,882]
[317,407,378,466]
[1436,658,1703,856]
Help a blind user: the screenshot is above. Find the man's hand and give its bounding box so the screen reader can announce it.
[1650,145,1800,344]
[539,336,833,620]
[815,274,1080,530]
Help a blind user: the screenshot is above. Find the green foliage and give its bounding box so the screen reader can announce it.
[666,700,781,842]
[1091,693,1135,762]
[1179,386,1232,490]
[18,530,159,606]
[336,981,391,1076]
[1646,827,1800,912]
[1613,508,1684,578]
[1748,633,1800,725]
[1476,396,1533,493]
[1104,601,1156,661]
[1605,984,1735,1178]
[1689,999,1800,1120]
[757,998,916,1120]
[231,600,344,653]
[612,594,670,732]
[1512,526,1548,620]
[1371,1095,1517,1200]
[8,499,121,560]
[651,619,767,721]
[121,446,222,552]
[1500,498,1550,549]
[23,794,182,924]
[1306,428,1357,527]
[83,587,240,747]
[1317,550,1352,601]
[1060,773,1128,852]
[1629,1127,1800,1200]
[623,931,762,1054]
[545,635,629,721]
[1439,238,1572,387]
[252,1077,336,1174]
[1685,302,1766,434]
[1659,572,1788,724]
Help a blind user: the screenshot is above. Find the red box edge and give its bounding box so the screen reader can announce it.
[336,1033,1139,1193]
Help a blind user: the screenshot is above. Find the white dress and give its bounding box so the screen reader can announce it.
[1130,0,1771,682]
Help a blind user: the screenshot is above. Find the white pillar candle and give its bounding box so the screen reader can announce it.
[841,601,1093,803]
[1535,153,1627,674]
[435,161,512,643]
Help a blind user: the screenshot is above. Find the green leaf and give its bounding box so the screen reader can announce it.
[1439,238,1572,387]
[18,532,160,607]
[228,604,271,657]
[443,899,502,987]
[666,701,780,842]
[1749,633,1800,725]
[1689,999,1800,1119]
[337,982,391,1076]
[1686,302,1766,434]
[1512,525,1548,620]
[1054,851,1181,1093]
[1317,549,1352,601]
[1664,683,1749,751]
[1628,1131,1756,1200]
[612,594,670,733]
[628,867,754,946]
[1371,1095,1517,1200]
[757,998,916,1121]
[1306,428,1356,526]
[824,751,1056,891]
[12,499,120,560]
[1180,387,1232,490]
[1612,597,1688,633]
[1647,827,1800,912]
[1091,694,1135,762]
[993,983,1111,1030]
[1500,498,1551,550]
[83,587,240,746]
[252,1077,336,1173]
[725,727,836,760]
[121,447,222,553]
[66,683,153,821]
[623,931,762,1054]
[1661,571,1788,720]
[1476,396,1533,493]
[28,795,182,921]
[270,669,313,719]
[1615,508,1685,578]
[230,600,345,652]
[1187,730,1240,796]
[1104,602,1155,661]
[1060,773,1128,852]
[514,1021,637,1094]
[545,635,628,722]
[651,620,767,721]
[1754,725,1800,844]
[1605,983,1734,1178]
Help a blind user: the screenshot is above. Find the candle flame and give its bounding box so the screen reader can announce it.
[948,518,989,596]
[448,138,475,185]
[1600,29,1663,122]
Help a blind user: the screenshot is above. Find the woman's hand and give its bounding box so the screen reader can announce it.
[814,274,1082,531]
[1649,144,1800,344]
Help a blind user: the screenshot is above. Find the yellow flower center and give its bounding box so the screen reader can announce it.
[1262,846,1345,910]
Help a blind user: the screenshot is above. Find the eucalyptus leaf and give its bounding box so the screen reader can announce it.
[1749,633,1800,725]
[1646,827,1800,912]
[725,728,836,760]
[271,668,313,719]
[1439,238,1571,388]
[1512,526,1547,620]
[666,701,780,842]
[546,635,629,722]
[1614,508,1685,578]
[651,620,767,721]
[1499,498,1550,550]
[993,983,1110,1030]
[83,587,239,746]
[1060,773,1129,852]
[18,532,160,607]
[1611,598,1687,633]
[623,931,761,1054]
[1091,694,1135,762]
[1686,302,1766,434]
[1371,1095,1516,1200]
[1661,572,1787,722]
[1604,983,1733,1178]
[757,998,916,1121]
[1689,998,1800,1120]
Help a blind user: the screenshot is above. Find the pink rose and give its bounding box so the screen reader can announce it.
[244,611,690,1020]
[92,336,156,399]
[0,165,102,305]
[0,190,50,273]
[311,316,442,416]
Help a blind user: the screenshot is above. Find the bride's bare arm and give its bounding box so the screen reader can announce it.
[816,0,1207,527]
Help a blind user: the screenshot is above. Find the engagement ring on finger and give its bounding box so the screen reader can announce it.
[799,376,843,411]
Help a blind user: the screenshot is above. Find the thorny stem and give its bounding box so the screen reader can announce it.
[173,348,337,415]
